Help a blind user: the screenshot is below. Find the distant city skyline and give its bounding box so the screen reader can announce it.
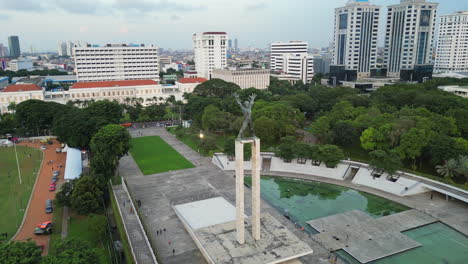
[0,0,466,52]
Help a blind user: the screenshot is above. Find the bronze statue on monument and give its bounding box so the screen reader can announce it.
[234,93,256,139]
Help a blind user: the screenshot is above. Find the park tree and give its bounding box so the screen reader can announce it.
[53,108,108,148]
[201,105,234,133]
[307,144,321,165]
[55,180,75,207]
[199,134,218,154]
[332,120,359,147]
[436,159,460,179]
[193,79,241,98]
[16,100,69,136]
[295,142,311,164]
[253,101,304,140]
[425,135,460,165]
[90,124,131,178]
[318,145,344,168]
[267,77,293,95]
[395,128,430,160]
[85,100,123,124]
[184,95,222,125]
[369,150,402,176]
[70,175,103,215]
[41,239,98,264]
[0,241,42,264]
[277,136,297,163]
[309,116,331,144]
[253,116,278,145]
[360,125,392,151]
[141,104,166,120]
[0,113,16,135]
[223,136,236,160]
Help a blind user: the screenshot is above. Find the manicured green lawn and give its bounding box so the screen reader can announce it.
[67,213,111,264]
[130,136,195,175]
[0,146,42,242]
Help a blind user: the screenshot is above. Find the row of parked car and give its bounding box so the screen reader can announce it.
[35,170,61,235]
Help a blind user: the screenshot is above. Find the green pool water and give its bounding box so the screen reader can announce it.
[245,176,409,233]
[336,222,468,264]
[247,176,468,264]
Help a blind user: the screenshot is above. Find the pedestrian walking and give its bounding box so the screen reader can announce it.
[430,193,433,200]
[164,228,166,232]
[173,249,175,255]
[123,201,126,207]
[168,240,171,245]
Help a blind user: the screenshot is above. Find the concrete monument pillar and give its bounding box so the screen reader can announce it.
[235,139,245,244]
[251,137,261,240]
[235,138,261,244]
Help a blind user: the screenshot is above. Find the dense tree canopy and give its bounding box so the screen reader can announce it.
[41,239,98,264]
[0,241,42,264]
[193,79,241,98]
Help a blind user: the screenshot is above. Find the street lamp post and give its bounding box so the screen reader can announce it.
[198,131,204,166]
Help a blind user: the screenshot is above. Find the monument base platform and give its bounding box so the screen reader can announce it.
[174,197,313,264]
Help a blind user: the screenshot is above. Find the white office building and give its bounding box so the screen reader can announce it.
[8,57,33,71]
[66,41,75,56]
[270,41,308,71]
[73,44,160,82]
[212,68,270,89]
[193,32,228,79]
[384,0,438,78]
[435,11,468,74]
[57,41,67,56]
[333,0,380,79]
[270,41,313,83]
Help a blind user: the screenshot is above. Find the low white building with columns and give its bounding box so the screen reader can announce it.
[1,78,208,112]
[69,78,206,105]
[0,84,44,113]
[212,68,270,89]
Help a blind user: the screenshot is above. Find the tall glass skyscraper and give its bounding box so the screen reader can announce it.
[8,36,21,58]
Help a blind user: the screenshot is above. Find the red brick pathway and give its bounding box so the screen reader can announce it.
[14,139,66,255]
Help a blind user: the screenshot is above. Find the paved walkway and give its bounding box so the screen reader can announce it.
[120,127,340,264]
[14,139,66,255]
[113,184,156,264]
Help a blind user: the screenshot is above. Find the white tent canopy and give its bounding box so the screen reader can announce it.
[64,148,82,181]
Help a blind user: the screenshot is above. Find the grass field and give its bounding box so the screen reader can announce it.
[130,136,194,175]
[67,212,111,264]
[0,146,42,242]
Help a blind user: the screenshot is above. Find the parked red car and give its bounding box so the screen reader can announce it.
[49,184,56,191]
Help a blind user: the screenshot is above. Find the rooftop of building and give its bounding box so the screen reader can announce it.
[177,77,207,84]
[71,79,159,89]
[3,84,42,92]
[202,32,227,35]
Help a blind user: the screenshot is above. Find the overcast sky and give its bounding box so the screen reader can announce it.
[1,0,466,52]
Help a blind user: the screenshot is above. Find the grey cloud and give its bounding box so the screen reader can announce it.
[0,13,9,20]
[0,0,45,11]
[53,0,102,15]
[170,14,181,21]
[112,0,205,13]
[0,0,205,16]
[245,3,267,11]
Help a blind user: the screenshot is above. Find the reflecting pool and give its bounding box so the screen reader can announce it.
[246,176,468,264]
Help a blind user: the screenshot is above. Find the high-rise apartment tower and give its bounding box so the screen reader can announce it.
[193,32,228,79]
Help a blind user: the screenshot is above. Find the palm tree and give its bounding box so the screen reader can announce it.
[436,159,459,179]
[455,155,468,180]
